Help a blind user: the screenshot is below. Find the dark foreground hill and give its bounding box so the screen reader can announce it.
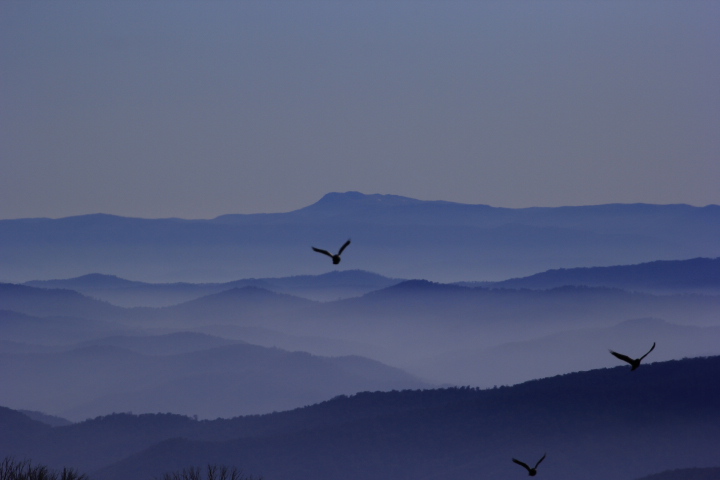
[1,356,718,480]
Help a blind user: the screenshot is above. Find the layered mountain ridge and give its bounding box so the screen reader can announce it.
[2,191,718,283]
[1,355,718,480]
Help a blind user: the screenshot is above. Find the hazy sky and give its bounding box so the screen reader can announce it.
[1,0,718,219]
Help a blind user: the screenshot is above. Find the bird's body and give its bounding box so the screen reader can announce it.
[512,454,546,476]
[610,342,656,371]
[312,239,351,265]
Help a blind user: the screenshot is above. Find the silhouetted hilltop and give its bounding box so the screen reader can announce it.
[0,405,51,456]
[95,356,720,480]
[1,388,483,473]
[252,192,720,231]
[288,191,432,220]
[2,356,717,480]
[485,257,720,293]
[2,192,719,283]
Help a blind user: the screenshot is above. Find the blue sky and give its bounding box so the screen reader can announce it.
[1,0,718,219]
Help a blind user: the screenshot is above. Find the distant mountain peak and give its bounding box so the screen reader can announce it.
[299,191,429,215]
[317,191,422,204]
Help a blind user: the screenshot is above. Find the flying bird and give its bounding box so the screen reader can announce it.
[610,342,656,371]
[512,454,546,476]
[312,239,351,265]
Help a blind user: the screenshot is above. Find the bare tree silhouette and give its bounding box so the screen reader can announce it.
[0,457,89,480]
[158,465,261,480]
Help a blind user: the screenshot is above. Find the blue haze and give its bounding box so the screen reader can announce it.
[1,1,719,219]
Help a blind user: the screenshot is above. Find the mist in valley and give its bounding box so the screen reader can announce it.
[3,0,720,476]
[1,255,720,420]
[0,193,720,480]
[1,198,720,479]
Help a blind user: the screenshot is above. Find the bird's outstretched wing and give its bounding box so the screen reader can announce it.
[312,247,333,258]
[534,453,547,469]
[610,350,634,365]
[640,342,656,361]
[338,239,351,255]
[512,459,531,471]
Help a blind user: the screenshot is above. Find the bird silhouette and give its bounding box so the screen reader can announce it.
[512,454,546,476]
[610,342,656,371]
[312,239,351,265]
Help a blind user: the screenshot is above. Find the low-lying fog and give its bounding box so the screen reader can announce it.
[2,259,719,420]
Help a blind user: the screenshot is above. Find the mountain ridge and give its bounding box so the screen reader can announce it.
[483,257,720,293]
[21,257,720,308]
[25,269,404,306]
[3,191,719,283]
[2,355,717,480]
[0,338,429,421]
[97,355,720,480]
